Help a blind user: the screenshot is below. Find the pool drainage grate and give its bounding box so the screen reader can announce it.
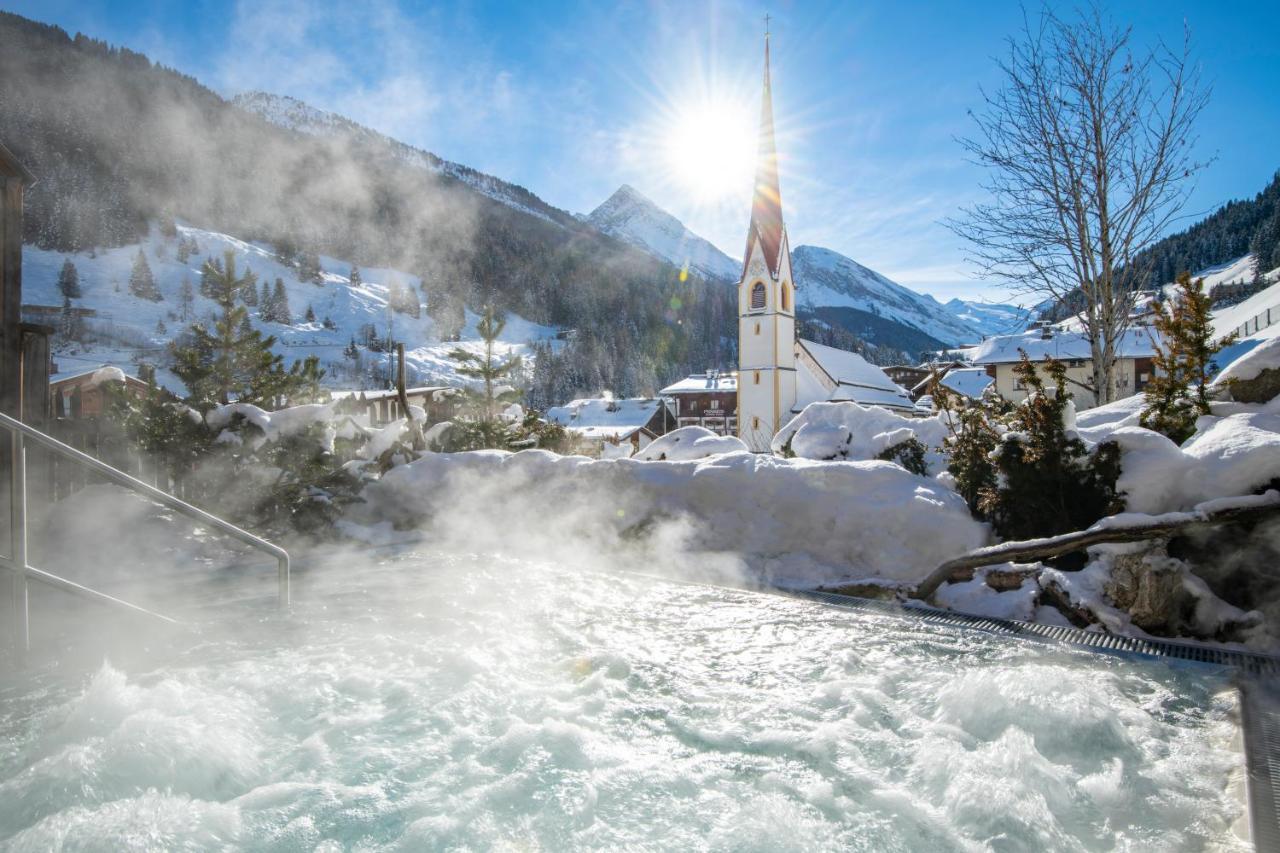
[775,586,1280,676]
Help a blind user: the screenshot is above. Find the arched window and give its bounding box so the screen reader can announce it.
[780,282,791,312]
[753,371,761,385]
[750,282,766,311]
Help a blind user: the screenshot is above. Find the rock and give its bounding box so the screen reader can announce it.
[1102,541,1189,634]
[1223,366,1280,404]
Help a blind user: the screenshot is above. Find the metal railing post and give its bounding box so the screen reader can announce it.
[10,431,29,654]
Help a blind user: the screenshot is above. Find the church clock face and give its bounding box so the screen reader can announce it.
[748,256,766,279]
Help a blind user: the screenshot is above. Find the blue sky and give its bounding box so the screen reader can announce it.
[5,0,1279,303]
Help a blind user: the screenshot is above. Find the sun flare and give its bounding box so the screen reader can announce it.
[662,100,757,203]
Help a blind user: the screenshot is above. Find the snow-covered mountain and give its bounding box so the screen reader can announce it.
[233,92,576,228]
[586,185,740,283]
[943,298,1034,339]
[23,224,558,395]
[790,246,978,346]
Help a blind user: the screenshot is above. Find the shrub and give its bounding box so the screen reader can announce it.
[876,436,929,476]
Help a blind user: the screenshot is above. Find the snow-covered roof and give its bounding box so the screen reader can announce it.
[971,328,1157,364]
[50,365,136,388]
[329,386,454,402]
[659,372,738,395]
[795,340,915,414]
[938,368,994,399]
[545,397,667,440]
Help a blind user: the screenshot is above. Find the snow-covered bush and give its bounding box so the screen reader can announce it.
[772,402,950,469]
[636,426,748,461]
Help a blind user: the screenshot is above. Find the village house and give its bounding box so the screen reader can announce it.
[49,365,153,418]
[659,370,738,435]
[971,327,1158,409]
[330,386,460,427]
[909,363,994,402]
[545,397,673,456]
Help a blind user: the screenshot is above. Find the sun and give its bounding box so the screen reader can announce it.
[662,99,757,204]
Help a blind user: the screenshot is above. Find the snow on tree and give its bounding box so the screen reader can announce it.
[128,249,162,301]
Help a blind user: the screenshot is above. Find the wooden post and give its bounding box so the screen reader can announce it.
[396,343,425,450]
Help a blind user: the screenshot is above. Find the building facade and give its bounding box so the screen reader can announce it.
[660,371,738,435]
[972,328,1157,409]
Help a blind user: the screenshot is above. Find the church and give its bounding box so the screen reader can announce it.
[737,32,914,452]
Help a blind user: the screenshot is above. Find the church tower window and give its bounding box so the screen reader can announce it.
[750,282,766,311]
[780,282,790,312]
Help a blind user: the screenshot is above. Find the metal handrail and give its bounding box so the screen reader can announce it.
[1,411,289,655]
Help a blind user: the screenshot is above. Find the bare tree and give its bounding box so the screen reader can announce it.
[950,6,1209,404]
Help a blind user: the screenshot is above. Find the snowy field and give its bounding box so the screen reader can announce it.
[23,224,560,393]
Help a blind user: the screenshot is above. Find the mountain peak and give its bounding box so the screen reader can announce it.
[587,185,739,282]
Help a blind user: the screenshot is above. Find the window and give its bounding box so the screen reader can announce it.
[754,322,760,335]
[750,282,766,311]
[780,282,790,312]
[710,399,721,410]
[751,416,760,430]
[753,371,760,384]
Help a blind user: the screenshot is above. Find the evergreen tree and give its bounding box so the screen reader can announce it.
[171,252,304,409]
[57,258,81,298]
[272,278,291,324]
[322,315,336,330]
[59,295,85,342]
[259,281,273,319]
[128,249,162,301]
[176,236,191,264]
[305,304,316,323]
[155,318,167,335]
[349,265,362,287]
[1140,272,1238,443]
[448,305,523,447]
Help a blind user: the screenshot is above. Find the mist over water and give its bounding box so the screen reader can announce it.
[0,551,1247,851]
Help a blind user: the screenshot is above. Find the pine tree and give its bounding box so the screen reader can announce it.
[59,295,85,342]
[322,315,336,330]
[170,257,304,409]
[272,278,291,324]
[176,236,191,264]
[259,281,273,320]
[57,259,81,299]
[349,265,362,287]
[128,249,162,301]
[155,318,167,335]
[448,305,523,447]
[305,305,316,323]
[1140,272,1238,443]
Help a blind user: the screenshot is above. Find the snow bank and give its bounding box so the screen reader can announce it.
[351,450,988,587]
[84,366,127,388]
[772,402,950,471]
[636,426,748,461]
[1212,336,1280,385]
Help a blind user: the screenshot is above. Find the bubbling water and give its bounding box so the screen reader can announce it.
[0,552,1248,851]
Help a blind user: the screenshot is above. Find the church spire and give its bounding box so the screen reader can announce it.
[745,23,785,278]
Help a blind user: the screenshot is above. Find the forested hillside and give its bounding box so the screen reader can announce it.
[1133,171,1280,290]
[0,11,736,401]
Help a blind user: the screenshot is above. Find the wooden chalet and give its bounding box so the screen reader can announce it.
[659,370,738,436]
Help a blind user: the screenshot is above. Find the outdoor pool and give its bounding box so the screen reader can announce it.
[0,551,1249,851]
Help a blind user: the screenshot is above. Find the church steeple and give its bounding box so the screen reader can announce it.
[736,23,798,454]
[745,27,786,279]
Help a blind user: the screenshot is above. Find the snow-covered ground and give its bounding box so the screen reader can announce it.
[23,224,559,395]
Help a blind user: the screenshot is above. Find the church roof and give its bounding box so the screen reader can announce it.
[795,339,916,414]
[743,34,787,279]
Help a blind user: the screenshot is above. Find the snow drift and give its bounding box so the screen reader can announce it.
[349,449,988,587]
[772,402,951,471]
